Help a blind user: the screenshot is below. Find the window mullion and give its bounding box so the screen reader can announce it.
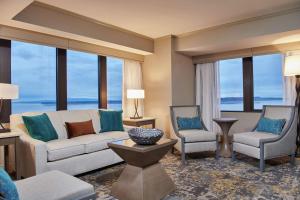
[56,48,67,110]
[98,56,107,109]
[0,39,11,123]
[243,57,254,112]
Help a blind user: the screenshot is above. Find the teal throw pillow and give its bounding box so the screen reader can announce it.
[0,168,19,200]
[99,110,124,132]
[256,117,286,135]
[176,116,203,130]
[22,113,58,142]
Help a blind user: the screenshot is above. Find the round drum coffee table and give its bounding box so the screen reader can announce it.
[213,118,238,158]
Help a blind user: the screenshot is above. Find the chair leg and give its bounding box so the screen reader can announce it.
[290,153,296,165]
[171,147,175,154]
[231,151,236,161]
[260,159,265,172]
[181,152,186,165]
[181,139,186,165]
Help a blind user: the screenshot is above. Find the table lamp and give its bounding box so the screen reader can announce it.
[0,83,19,133]
[127,89,144,119]
[284,53,300,155]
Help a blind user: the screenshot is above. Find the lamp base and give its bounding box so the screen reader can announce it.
[130,116,143,120]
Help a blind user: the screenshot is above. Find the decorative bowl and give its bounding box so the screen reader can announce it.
[128,128,164,145]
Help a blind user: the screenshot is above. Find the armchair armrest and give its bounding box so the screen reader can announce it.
[19,134,48,177]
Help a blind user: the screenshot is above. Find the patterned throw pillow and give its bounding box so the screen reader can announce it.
[0,168,19,200]
[256,117,286,135]
[176,116,203,130]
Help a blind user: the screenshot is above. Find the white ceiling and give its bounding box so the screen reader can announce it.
[37,0,300,38]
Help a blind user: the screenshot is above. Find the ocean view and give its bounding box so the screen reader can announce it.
[12,99,122,113]
[221,97,283,111]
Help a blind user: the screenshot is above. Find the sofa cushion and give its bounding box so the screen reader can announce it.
[233,132,278,147]
[102,131,130,141]
[179,129,216,142]
[47,139,85,161]
[70,134,111,153]
[99,110,124,132]
[22,114,58,142]
[65,120,95,138]
[0,167,19,200]
[15,170,95,200]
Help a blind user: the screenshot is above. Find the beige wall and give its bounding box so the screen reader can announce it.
[143,36,195,136]
[171,36,195,106]
[143,37,172,135]
[221,112,261,134]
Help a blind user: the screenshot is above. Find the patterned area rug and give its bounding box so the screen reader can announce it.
[78,153,300,200]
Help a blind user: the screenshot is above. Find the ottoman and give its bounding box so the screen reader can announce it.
[15,170,96,200]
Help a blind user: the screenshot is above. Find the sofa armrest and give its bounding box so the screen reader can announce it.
[19,134,48,178]
[123,125,136,132]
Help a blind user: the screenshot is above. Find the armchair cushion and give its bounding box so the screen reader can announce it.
[179,129,216,142]
[176,116,203,130]
[233,132,278,147]
[256,117,286,135]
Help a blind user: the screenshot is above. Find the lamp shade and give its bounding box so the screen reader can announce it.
[284,54,300,76]
[127,89,144,99]
[0,83,19,99]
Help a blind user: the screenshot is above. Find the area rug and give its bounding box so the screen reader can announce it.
[78,153,300,200]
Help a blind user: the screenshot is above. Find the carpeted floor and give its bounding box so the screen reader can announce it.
[78,153,300,200]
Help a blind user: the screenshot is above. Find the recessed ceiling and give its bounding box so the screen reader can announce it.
[37,0,300,38]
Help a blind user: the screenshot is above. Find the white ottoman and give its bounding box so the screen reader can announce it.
[15,171,96,200]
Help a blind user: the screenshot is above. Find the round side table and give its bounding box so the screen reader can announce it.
[213,118,238,158]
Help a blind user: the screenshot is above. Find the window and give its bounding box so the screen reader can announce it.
[253,54,284,110]
[67,50,98,110]
[219,58,244,111]
[11,41,56,113]
[107,57,123,109]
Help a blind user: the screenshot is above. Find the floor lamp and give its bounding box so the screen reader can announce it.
[0,83,19,133]
[284,53,300,156]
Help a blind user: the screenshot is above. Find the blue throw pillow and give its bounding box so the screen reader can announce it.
[99,110,124,132]
[22,113,58,142]
[0,168,19,200]
[176,116,203,130]
[256,117,286,135]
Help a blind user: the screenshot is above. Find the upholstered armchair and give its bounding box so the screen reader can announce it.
[170,105,219,164]
[232,105,298,172]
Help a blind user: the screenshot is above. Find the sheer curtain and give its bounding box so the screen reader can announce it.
[282,54,297,105]
[122,60,144,117]
[196,62,221,132]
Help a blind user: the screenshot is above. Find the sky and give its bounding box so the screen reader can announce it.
[219,53,283,98]
[11,41,123,102]
[11,40,283,105]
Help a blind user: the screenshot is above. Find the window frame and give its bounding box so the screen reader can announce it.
[0,38,112,122]
[220,54,284,113]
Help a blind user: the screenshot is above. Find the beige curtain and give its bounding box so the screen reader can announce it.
[282,54,297,105]
[122,60,143,117]
[196,62,221,132]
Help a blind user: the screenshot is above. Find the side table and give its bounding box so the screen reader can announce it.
[123,117,155,128]
[213,118,238,158]
[0,132,21,180]
[108,139,177,200]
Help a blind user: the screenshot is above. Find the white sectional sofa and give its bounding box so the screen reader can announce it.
[10,109,130,178]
